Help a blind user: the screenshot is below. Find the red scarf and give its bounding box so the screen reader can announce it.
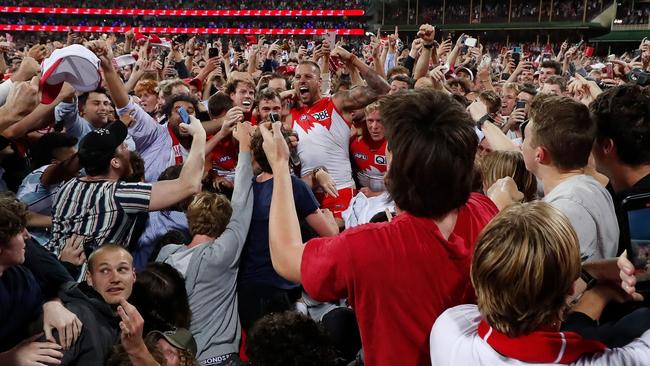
[168,124,184,165]
[478,320,607,364]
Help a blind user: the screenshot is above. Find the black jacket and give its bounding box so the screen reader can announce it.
[58,282,121,366]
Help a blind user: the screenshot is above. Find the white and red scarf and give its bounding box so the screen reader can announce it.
[478,319,607,364]
[168,124,184,165]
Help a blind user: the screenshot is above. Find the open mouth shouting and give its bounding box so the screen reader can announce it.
[241,100,252,110]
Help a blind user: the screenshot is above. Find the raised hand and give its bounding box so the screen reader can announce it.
[259,121,290,171]
[27,44,47,63]
[85,40,114,70]
[7,77,39,117]
[179,114,206,138]
[117,299,145,353]
[417,24,436,45]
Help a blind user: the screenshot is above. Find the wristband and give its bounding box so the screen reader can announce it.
[580,269,597,291]
[312,166,328,186]
[423,43,434,49]
[476,114,493,129]
[313,166,329,176]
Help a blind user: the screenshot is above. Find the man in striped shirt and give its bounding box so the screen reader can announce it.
[46,117,206,256]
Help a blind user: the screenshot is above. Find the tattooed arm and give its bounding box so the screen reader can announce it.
[332,47,390,113]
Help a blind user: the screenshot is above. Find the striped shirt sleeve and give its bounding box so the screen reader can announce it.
[115,182,153,213]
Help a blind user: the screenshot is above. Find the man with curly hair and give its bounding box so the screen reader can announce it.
[246,311,340,366]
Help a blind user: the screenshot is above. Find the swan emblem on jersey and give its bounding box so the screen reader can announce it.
[296,109,332,132]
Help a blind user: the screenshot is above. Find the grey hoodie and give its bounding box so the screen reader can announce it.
[157,152,253,363]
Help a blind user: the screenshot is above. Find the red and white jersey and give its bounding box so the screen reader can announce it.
[208,138,238,182]
[291,97,354,189]
[350,135,388,192]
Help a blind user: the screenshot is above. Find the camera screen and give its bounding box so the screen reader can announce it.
[628,207,650,271]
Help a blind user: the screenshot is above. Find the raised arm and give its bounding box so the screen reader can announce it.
[369,36,386,79]
[331,47,390,113]
[262,122,305,283]
[0,78,40,135]
[88,40,130,109]
[4,83,76,139]
[123,30,134,54]
[507,60,533,83]
[447,34,466,71]
[149,115,206,211]
[211,122,255,263]
[413,24,436,80]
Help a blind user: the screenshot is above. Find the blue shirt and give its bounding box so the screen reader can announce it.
[238,175,319,289]
[133,210,189,271]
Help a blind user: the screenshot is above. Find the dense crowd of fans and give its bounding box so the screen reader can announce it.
[0,19,650,366]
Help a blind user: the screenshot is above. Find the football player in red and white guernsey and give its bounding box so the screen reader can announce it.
[350,101,388,197]
[288,42,390,221]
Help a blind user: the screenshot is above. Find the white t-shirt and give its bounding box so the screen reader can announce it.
[543,174,619,261]
[430,305,650,366]
[342,191,395,228]
[291,97,355,190]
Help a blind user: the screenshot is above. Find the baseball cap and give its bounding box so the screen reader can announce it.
[276,65,296,76]
[184,78,203,93]
[457,67,474,81]
[39,44,102,104]
[148,328,197,357]
[77,122,128,170]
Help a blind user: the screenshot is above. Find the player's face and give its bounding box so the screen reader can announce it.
[366,110,384,142]
[294,64,321,106]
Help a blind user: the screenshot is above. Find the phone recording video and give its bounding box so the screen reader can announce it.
[623,193,650,290]
[516,100,526,110]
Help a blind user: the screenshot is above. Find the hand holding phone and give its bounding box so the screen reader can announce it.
[624,193,650,266]
[464,37,477,48]
[178,106,190,124]
[515,100,526,110]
